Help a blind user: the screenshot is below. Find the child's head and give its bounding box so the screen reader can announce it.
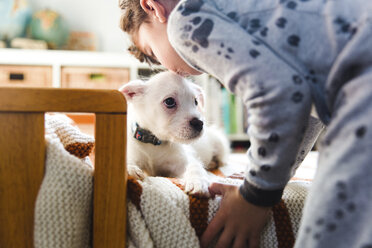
[119,0,201,76]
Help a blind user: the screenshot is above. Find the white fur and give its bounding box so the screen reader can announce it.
[119,71,230,195]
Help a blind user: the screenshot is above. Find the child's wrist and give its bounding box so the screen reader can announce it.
[239,179,284,207]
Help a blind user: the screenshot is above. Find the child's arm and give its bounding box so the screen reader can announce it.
[168,0,323,204]
[168,1,324,246]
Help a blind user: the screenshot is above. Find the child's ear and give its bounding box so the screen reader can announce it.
[140,0,167,23]
[119,80,147,101]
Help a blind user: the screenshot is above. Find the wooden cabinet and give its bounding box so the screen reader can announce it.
[0,65,52,87]
[0,65,130,89]
[61,67,130,89]
[0,49,145,137]
[0,49,148,89]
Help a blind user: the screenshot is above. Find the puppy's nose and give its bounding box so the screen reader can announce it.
[190,118,203,132]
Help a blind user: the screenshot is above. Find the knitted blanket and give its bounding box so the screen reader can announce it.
[34,114,94,248]
[126,168,310,248]
[33,114,315,248]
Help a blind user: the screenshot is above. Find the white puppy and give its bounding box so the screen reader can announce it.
[119,71,230,195]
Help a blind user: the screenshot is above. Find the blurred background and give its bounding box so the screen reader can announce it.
[0,0,250,151]
[0,0,129,51]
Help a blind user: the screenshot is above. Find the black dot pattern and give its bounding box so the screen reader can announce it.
[184,25,192,31]
[227,12,237,21]
[178,0,204,16]
[356,126,367,138]
[313,233,321,240]
[337,192,347,201]
[191,17,202,25]
[276,17,287,28]
[316,218,324,225]
[191,19,214,48]
[288,35,300,47]
[304,180,361,240]
[336,181,346,190]
[287,1,297,9]
[292,91,303,103]
[326,223,337,232]
[250,49,260,58]
[269,133,280,142]
[260,27,268,37]
[261,165,271,172]
[250,19,261,29]
[258,147,267,157]
[334,16,357,37]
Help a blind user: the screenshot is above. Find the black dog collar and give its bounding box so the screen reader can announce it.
[132,123,163,146]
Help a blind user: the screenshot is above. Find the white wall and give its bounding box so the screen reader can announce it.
[29,0,131,52]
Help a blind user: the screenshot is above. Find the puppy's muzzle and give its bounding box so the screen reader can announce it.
[189,118,203,132]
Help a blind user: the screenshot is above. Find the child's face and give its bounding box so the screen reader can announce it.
[136,20,202,76]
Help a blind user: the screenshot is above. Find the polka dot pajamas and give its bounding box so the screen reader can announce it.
[168,0,372,246]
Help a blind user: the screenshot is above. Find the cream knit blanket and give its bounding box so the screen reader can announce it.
[126,172,310,248]
[33,114,312,248]
[34,114,94,248]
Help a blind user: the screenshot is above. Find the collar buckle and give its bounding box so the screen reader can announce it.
[133,123,162,146]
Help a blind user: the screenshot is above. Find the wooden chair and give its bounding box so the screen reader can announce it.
[0,87,128,248]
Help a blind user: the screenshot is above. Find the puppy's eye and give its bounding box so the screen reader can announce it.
[195,98,198,106]
[164,97,176,108]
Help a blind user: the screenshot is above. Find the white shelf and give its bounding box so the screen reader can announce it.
[0,48,152,87]
[0,48,147,67]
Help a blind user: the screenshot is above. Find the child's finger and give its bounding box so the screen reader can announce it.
[208,182,225,197]
[248,234,260,248]
[215,226,235,248]
[200,208,225,248]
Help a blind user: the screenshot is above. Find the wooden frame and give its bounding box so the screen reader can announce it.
[0,87,127,248]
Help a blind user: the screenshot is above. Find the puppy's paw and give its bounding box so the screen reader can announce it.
[205,155,224,170]
[184,176,210,197]
[127,164,146,181]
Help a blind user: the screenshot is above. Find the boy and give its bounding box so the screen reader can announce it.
[119,0,372,247]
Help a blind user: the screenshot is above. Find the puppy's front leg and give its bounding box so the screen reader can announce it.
[183,156,210,196]
[127,163,146,180]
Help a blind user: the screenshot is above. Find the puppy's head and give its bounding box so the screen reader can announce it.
[119,71,205,143]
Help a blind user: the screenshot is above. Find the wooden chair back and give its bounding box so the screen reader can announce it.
[0,87,127,248]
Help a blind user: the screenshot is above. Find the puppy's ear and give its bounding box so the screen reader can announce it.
[191,83,205,111]
[119,80,146,101]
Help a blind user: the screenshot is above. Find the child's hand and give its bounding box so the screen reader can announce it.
[201,182,271,248]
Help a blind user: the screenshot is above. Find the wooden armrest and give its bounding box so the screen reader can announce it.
[0,87,127,248]
[0,87,126,113]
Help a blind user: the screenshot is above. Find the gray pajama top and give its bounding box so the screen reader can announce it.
[168,0,372,206]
